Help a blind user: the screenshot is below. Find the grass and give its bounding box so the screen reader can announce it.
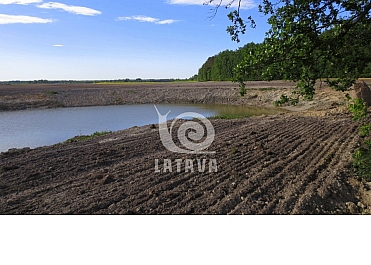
[347,96,371,181]
[65,130,112,143]
[353,143,371,181]
[209,114,253,119]
[46,90,58,95]
[172,80,198,83]
[257,87,276,91]
[230,146,239,159]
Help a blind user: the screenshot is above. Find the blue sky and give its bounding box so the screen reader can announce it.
[0,0,269,80]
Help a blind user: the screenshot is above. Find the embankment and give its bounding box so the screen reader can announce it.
[0,81,342,111]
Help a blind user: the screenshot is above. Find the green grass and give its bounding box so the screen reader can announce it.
[46,90,58,95]
[230,146,239,159]
[353,143,371,181]
[257,87,276,91]
[172,80,198,83]
[209,114,253,119]
[65,130,112,143]
[348,96,371,181]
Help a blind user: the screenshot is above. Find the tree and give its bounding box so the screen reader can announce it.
[206,0,371,100]
[206,0,371,179]
[198,56,216,81]
[198,42,286,81]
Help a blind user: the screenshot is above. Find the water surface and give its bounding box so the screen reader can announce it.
[0,104,281,152]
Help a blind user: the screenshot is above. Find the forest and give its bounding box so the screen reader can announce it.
[197,42,371,82]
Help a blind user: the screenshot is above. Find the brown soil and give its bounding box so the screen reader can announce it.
[0,81,347,111]
[0,114,367,214]
[0,81,369,214]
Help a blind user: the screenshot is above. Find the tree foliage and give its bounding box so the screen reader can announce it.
[198,43,267,81]
[205,0,371,180]
[206,0,371,100]
[197,41,371,82]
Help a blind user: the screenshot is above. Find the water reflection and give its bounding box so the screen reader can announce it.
[0,104,283,152]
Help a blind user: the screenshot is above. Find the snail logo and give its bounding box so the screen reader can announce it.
[154,105,215,154]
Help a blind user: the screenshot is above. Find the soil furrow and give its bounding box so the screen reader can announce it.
[263,122,356,214]
[223,118,346,214]
[0,113,362,214]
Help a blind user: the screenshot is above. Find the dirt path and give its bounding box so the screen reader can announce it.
[0,113,366,214]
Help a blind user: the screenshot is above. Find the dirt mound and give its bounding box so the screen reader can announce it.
[0,114,365,214]
[351,81,371,106]
[0,81,346,112]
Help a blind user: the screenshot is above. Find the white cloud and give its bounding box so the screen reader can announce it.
[0,14,53,24]
[157,19,178,25]
[166,0,257,9]
[37,2,101,16]
[53,44,63,46]
[119,16,157,23]
[0,0,42,4]
[118,15,179,25]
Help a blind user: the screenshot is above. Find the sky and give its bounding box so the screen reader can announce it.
[0,0,269,80]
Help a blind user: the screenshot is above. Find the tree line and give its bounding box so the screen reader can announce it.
[197,42,371,82]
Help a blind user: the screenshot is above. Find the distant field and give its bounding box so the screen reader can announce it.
[94,80,198,85]
[94,82,158,85]
[359,78,371,84]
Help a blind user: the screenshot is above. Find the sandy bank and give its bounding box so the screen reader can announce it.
[0,81,348,112]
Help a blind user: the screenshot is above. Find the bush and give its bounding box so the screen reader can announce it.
[353,142,371,181]
[274,94,290,106]
[347,97,371,181]
[65,130,112,143]
[348,98,368,121]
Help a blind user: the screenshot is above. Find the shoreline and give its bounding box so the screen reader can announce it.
[1,113,367,214]
[0,81,317,111]
[0,81,349,114]
[1,81,368,214]
[0,102,286,153]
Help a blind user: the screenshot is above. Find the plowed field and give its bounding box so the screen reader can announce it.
[0,114,364,214]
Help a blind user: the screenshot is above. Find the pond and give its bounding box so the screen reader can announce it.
[0,104,282,152]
